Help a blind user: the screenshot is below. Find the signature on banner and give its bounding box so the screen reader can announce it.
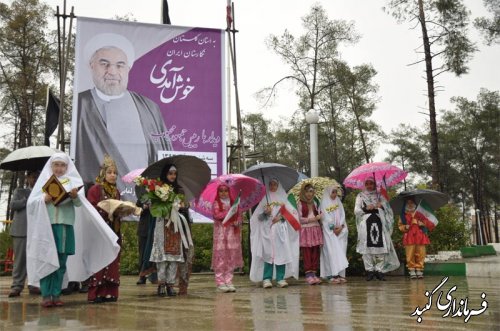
[151,126,221,149]
[410,276,488,323]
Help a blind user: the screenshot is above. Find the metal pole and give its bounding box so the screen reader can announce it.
[310,123,318,177]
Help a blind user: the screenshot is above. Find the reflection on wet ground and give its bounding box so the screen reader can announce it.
[1,275,498,330]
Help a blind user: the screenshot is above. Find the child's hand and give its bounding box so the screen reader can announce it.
[69,188,78,199]
[405,224,410,230]
[264,205,272,215]
[315,214,322,221]
[334,227,342,236]
[271,216,280,224]
[44,193,52,203]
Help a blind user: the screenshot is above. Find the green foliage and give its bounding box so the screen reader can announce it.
[474,0,500,45]
[119,221,139,275]
[428,204,470,253]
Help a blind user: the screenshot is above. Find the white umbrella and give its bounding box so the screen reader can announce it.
[0,146,61,171]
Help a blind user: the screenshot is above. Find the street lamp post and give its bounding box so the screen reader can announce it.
[305,108,320,177]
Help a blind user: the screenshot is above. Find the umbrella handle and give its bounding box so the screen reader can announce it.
[260,168,269,204]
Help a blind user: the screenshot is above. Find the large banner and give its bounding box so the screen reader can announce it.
[71,17,225,201]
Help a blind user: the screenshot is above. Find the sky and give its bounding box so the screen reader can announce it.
[1,0,499,220]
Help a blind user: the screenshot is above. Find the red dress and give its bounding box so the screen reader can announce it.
[401,213,431,246]
[86,184,121,302]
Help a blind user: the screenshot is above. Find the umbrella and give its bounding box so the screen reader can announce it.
[343,162,407,189]
[288,177,341,202]
[0,146,61,171]
[121,168,145,183]
[242,163,299,191]
[141,155,211,201]
[390,189,449,214]
[194,174,266,217]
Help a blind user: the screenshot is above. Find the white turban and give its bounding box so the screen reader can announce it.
[84,33,135,68]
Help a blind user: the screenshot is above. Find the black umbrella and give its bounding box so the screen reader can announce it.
[390,189,449,214]
[0,146,61,171]
[242,163,299,191]
[141,155,211,201]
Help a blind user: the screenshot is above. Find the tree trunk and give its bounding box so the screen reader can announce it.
[352,106,370,163]
[418,0,441,190]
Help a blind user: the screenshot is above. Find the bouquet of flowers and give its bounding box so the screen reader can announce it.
[134,176,184,218]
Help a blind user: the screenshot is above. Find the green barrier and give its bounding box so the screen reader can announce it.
[460,246,480,258]
[425,262,466,276]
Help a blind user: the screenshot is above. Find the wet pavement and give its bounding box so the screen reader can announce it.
[1,275,498,330]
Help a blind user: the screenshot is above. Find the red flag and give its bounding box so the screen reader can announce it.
[226,0,233,29]
[279,204,301,231]
[380,174,389,201]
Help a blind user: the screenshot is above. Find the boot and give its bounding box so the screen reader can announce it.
[375,271,386,281]
[136,276,147,285]
[365,271,375,281]
[166,285,177,297]
[157,283,167,297]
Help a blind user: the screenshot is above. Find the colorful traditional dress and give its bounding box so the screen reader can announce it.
[211,194,243,288]
[354,185,399,277]
[87,183,121,302]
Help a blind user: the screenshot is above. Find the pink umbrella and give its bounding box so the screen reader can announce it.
[121,168,146,184]
[194,174,266,217]
[343,162,407,189]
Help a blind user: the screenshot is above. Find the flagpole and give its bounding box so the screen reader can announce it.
[226,1,246,171]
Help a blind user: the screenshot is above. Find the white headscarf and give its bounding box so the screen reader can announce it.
[249,178,300,282]
[26,153,120,287]
[320,185,346,228]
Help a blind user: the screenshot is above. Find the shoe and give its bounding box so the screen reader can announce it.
[166,285,177,297]
[409,269,417,279]
[88,297,104,304]
[28,286,41,295]
[157,283,167,297]
[339,277,347,283]
[8,289,21,298]
[313,276,322,285]
[375,271,386,281]
[136,277,147,285]
[79,285,89,293]
[277,280,288,288]
[53,300,64,307]
[330,277,341,284]
[41,300,54,308]
[366,271,375,281]
[262,279,273,289]
[306,275,316,285]
[104,296,117,302]
[226,283,236,292]
[416,270,424,279]
[216,285,230,293]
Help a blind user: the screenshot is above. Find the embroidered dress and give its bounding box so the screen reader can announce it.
[398,212,431,272]
[354,189,400,273]
[87,184,121,302]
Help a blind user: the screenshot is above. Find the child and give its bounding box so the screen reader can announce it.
[86,156,121,303]
[298,183,323,285]
[320,185,349,283]
[211,184,243,292]
[249,178,299,288]
[398,198,433,279]
[27,152,120,308]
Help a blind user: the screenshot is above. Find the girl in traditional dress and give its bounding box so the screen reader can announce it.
[149,164,193,297]
[320,185,349,283]
[86,156,121,303]
[211,184,243,292]
[249,178,300,288]
[354,177,399,281]
[27,153,119,308]
[298,183,323,285]
[398,197,432,279]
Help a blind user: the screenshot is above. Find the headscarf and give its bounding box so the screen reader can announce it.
[26,152,120,287]
[320,185,346,228]
[95,154,118,199]
[159,163,182,194]
[214,184,237,224]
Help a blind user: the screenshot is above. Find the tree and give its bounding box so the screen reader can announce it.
[262,4,358,114]
[385,0,476,190]
[474,0,500,45]
[0,0,57,150]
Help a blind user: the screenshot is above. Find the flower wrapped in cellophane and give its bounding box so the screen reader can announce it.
[134,176,184,218]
